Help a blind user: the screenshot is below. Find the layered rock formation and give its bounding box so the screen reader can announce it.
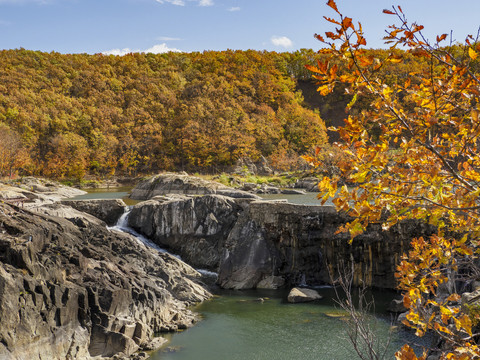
[128,195,435,290]
[0,201,210,360]
[129,173,260,201]
[128,195,242,270]
[61,199,126,226]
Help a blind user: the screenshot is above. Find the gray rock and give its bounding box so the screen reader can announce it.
[130,173,261,201]
[30,202,107,227]
[61,199,127,226]
[216,188,261,199]
[127,194,435,291]
[281,189,306,195]
[256,276,285,289]
[0,179,86,208]
[130,173,228,200]
[294,177,320,192]
[461,288,480,305]
[287,287,322,303]
[255,185,280,194]
[241,182,258,191]
[128,195,243,270]
[387,298,406,313]
[0,202,210,360]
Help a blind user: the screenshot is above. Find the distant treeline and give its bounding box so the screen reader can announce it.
[0,48,434,179]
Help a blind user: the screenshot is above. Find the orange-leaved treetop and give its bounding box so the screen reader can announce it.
[306,0,480,358]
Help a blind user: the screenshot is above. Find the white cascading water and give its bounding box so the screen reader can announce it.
[108,207,217,281]
[108,207,170,254]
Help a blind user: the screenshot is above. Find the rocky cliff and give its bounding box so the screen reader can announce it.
[0,202,211,360]
[128,195,435,290]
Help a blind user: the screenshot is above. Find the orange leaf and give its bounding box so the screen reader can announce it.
[395,344,424,360]
[325,31,338,40]
[327,0,339,13]
[342,17,353,30]
[358,56,373,67]
[323,16,341,25]
[383,9,395,15]
[436,34,447,42]
[314,33,325,42]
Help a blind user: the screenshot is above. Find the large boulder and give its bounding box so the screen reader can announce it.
[294,177,320,192]
[130,173,260,200]
[0,202,210,360]
[61,199,126,226]
[287,287,322,303]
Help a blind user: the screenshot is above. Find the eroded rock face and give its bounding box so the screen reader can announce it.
[128,195,242,270]
[128,195,435,291]
[129,173,260,201]
[0,203,210,360]
[61,199,127,226]
[218,201,435,290]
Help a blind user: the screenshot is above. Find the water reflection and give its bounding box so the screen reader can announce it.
[150,288,423,360]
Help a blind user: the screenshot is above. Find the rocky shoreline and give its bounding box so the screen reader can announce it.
[0,173,442,359]
[0,178,211,360]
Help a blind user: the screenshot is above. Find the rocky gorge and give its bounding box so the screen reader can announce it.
[0,173,439,359]
[127,173,435,290]
[0,179,211,360]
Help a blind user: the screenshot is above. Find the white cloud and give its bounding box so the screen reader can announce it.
[155,0,185,6]
[102,43,182,56]
[155,0,213,6]
[199,0,213,6]
[228,6,240,11]
[271,36,293,48]
[156,36,182,41]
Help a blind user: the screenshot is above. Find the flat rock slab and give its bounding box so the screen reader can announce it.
[130,173,261,200]
[287,287,322,303]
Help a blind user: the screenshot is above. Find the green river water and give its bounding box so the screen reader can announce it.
[150,288,424,360]
[73,188,426,359]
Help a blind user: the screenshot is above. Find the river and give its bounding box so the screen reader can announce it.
[150,288,424,360]
[72,187,425,359]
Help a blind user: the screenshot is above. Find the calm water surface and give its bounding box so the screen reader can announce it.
[151,288,421,360]
[259,192,324,205]
[70,186,138,205]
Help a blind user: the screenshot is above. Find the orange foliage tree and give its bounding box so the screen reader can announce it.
[306,1,480,358]
[0,124,30,178]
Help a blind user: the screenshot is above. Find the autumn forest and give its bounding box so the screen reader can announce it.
[0,47,435,180]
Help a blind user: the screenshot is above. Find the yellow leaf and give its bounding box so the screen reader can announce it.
[469,47,478,60]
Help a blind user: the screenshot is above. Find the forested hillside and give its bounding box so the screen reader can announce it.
[0,49,330,179]
[0,48,431,179]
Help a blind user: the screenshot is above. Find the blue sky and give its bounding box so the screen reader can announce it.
[1,0,480,55]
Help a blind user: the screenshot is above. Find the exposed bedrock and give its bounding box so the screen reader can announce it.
[128,196,435,290]
[129,173,261,200]
[61,198,127,226]
[128,195,243,270]
[0,202,210,360]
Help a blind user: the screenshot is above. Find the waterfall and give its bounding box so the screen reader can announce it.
[108,207,170,254]
[109,207,218,278]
